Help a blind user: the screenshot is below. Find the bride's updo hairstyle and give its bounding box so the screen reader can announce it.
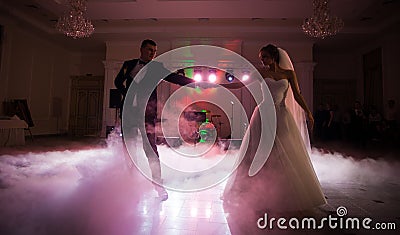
[260,44,280,63]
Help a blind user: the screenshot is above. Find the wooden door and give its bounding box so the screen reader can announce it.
[69,76,104,136]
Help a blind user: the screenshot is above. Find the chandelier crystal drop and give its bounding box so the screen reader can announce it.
[56,0,94,39]
[302,0,344,39]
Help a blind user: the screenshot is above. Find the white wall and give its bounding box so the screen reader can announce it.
[0,17,105,135]
[71,52,106,76]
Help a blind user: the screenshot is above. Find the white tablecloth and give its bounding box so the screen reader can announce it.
[0,120,28,146]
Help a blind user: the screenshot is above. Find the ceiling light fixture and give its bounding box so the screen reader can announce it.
[302,0,344,39]
[56,0,94,39]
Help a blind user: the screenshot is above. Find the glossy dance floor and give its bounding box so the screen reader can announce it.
[0,136,399,235]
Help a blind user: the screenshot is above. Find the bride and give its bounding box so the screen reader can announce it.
[222,44,326,221]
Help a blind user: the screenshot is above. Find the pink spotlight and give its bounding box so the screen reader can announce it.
[208,73,217,83]
[194,73,202,82]
[241,74,250,81]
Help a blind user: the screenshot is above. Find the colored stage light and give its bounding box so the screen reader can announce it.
[225,69,234,82]
[193,68,202,82]
[193,73,202,82]
[241,72,249,81]
[208,71,217,83]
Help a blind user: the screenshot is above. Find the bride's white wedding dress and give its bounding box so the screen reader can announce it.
[223,77,326,213]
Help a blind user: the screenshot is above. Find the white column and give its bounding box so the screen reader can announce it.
[101,60,123,137]
[294,62,316,112]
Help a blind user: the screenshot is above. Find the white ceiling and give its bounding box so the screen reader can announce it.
[1,0,399,52]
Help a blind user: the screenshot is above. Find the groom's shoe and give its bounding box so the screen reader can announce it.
[153,179,168,201]
[156,186,168,201]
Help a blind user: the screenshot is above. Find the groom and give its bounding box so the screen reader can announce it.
[114,39,195,200]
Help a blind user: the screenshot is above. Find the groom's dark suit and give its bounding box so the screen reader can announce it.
[115,59,193,120]
[114,58,193,182]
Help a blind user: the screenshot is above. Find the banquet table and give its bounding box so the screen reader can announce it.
[0,119,28,146]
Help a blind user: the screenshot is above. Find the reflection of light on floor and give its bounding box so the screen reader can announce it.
[171,205,180,217]
[190,207,197,217]
[143,204,148,215]
[159,204,180,217]
[206,208,212,218]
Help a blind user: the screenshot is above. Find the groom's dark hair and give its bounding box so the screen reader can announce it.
[260,44,280,63]
[141,39,157,48]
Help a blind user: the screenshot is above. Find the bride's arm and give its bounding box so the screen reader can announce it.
[287,70,314,129]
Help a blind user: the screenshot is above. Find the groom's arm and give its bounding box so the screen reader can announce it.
[164,72,193,86]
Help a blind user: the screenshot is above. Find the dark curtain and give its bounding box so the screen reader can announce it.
[363,48,383,113]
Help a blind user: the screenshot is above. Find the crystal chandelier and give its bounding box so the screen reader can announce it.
[302,0,344,39]
[56,0,94,39]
